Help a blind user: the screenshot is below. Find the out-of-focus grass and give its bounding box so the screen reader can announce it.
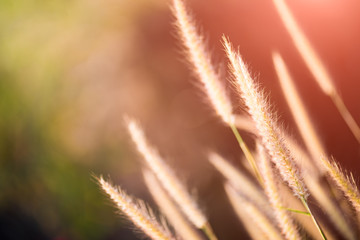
[0,0,166,239]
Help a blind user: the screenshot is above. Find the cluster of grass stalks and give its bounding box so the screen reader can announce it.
[97,0,360,239]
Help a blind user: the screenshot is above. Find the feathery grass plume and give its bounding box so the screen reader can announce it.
[224,183,283,240]
[172,0,262,185]
[321,156,360,213]
[223,37,307,199]
[257,144,301,240]
[305,173,357,240]
[143,169,203,240]
[127,117,218,240]
[224,38,329,239]
[272,0,360,144]
[98,177,176,240]
[172,0,234,125]
[273,52,326,166]
[126,117,207,229]
[208,152,270,212]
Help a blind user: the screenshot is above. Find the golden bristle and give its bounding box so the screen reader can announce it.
[98,177,175,240]
[172,0,234,125]
[143,169,203,240]
[321,156,360,213]
[126,117,207,228]
[223,37,307,199]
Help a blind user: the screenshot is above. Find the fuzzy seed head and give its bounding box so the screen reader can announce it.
[126,116,207,228]
[321,156,360,213]
[223,37,307,199]
[172,0,234,125]
[143,169,203,240]
[98,177,175,240]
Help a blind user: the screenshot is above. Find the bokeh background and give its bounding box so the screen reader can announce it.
[1,0,360,239]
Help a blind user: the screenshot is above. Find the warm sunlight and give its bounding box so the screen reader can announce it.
[1,0,360,239]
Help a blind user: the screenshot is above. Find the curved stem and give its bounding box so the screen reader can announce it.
[279,206,310,216]
[201,222,218,240]
[229,124,263,186]
[301,197,327,240]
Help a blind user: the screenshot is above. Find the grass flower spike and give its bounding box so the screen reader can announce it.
[98,177,176,240]
[172,0,261,185]
[143,169,203,240]
[321,156,360,213]
[172,0,234,125]
[126,117,207,229]
[223,37,307,199]
[224,37,328,239]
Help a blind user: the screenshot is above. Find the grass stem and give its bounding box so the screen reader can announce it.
[300,197,327,240]
[229,124,263,186]
[279,206,310,216]
[202,222,218,240]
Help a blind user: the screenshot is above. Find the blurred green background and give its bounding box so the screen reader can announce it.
[0,1,167,239]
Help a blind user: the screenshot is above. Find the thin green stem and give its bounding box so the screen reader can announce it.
[229,124,263,186]
[331,91,360,144]
[201,222,218,240]
[279,206,310,215]
[300,197,327,240]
